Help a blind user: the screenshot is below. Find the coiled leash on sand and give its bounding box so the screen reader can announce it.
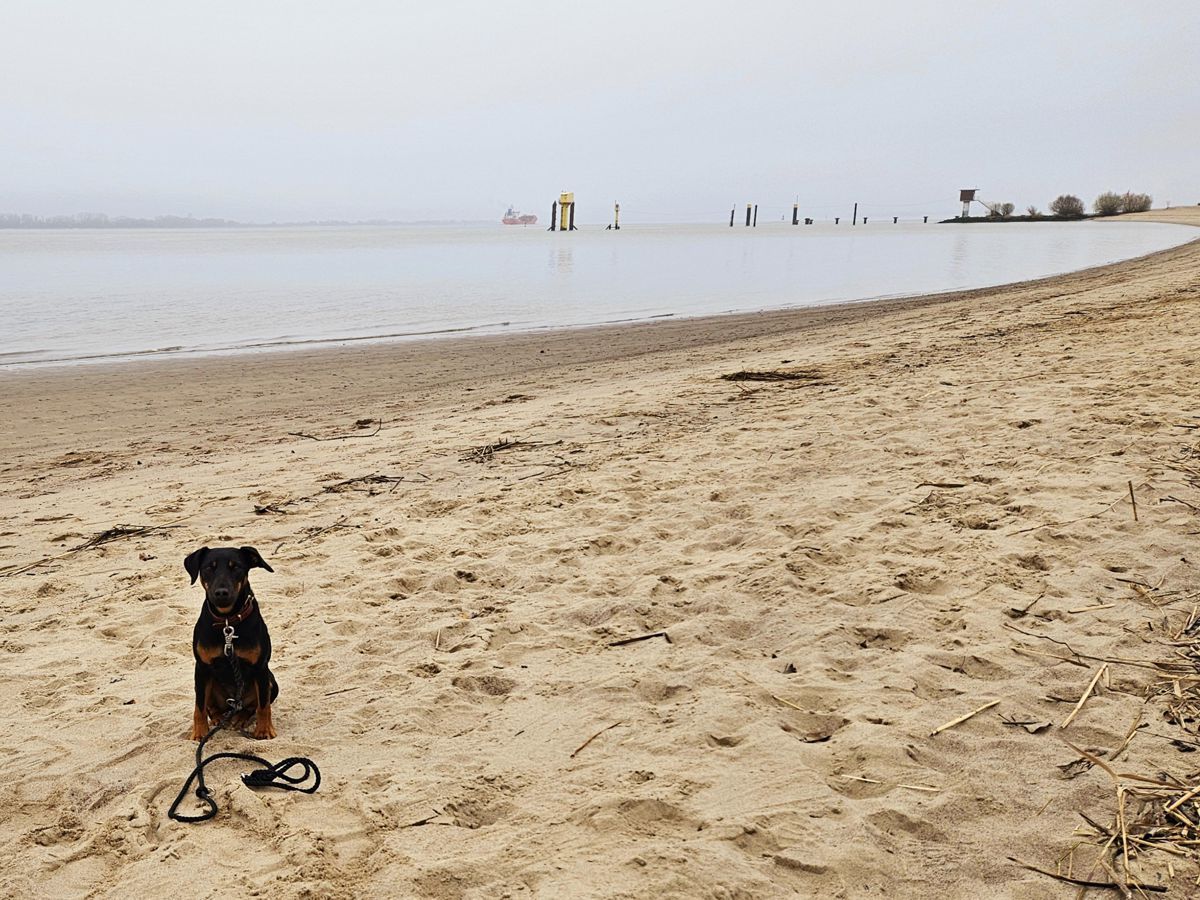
[168,623,321,823]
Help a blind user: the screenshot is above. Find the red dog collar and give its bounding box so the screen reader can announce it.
[207,592,257,628]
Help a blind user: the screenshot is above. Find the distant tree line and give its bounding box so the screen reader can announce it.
[982,191,1154,220]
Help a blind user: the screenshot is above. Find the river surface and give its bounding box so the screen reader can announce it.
[1,220,1193,368]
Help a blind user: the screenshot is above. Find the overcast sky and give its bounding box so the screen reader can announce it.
[2,1,1196,223]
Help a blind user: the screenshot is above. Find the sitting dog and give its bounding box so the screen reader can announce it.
[184,546,278,740]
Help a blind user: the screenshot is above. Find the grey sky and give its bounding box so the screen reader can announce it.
[3,1,1196,223]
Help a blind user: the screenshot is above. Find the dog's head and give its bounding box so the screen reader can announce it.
[184,546,273,615]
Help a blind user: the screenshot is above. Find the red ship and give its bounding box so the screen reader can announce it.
[502,206,538,225]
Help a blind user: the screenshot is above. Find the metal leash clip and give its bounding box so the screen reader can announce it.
[223,623,237,657]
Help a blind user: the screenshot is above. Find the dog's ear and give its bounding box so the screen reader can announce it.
[183,547,210,584]
[239,546,274,573]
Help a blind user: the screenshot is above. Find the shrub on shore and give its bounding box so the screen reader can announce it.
[1122,192,1153,213]
[1094,192,1124,216]
[1049,194,1085,217]
[1026,205,1041,218]
[993,202,1015,217]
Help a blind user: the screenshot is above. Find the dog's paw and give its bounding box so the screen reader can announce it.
[253,722,277,740]
[190,709,209,741]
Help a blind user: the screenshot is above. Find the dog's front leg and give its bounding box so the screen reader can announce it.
[190,663,210,740]
[253,671,276,739]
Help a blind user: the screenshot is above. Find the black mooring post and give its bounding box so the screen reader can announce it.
[568,202,576,231]
[852,203,858,226]
[752,205,758,227]
[549,201,557,231]
[729,207,735,227]
[923,215,928,223]
[835,217,839,224]
[893,216,898,224]
[745,204,751,226]
[792,203,798,225]
[863,217,868,224]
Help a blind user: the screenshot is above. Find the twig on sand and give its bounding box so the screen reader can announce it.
[735,672,807,712]
[930,700,1000,736]
[607,631,672,647]
[71,523,184,552]
[255,472,417,515]
[1009,486,1138,536]
[0,522,183,578]
[297,516,355,545]
[402,810,449,828]
[962,370,1107,386]
[1068,603,1116,614]
[1061,663,1108,729]
[461,438,563,463]
[1129,480,1139,522]
[570,722,623,758]
[1162,494,1200,512]
[840,775,941,793]
[1007,857,1166,893]
[288,418,382,441]
[720,368,826,383]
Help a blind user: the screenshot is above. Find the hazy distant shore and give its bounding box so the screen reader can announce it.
[0,213,490,229]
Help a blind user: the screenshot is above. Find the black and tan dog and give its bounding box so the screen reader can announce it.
[184,546,278,740]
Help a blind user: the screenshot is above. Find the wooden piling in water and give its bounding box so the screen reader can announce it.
[752,205,758,227]
[730,207,735,227]
[549,201,557,231]
[792,203,799,225]
[852,203,858,226]
[745,204,751,226]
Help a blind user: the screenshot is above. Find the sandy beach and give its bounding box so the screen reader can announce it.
[4,208,1200,898]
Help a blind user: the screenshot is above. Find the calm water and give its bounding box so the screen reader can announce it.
[1,221,1194,368]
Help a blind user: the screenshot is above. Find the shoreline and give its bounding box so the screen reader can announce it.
[3,220,1198,455]
[3,216,1195,374]
[4,207,1200,896]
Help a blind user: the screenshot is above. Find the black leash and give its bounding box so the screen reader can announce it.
[168,622,320,823]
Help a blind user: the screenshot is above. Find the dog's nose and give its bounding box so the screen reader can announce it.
[212,587,231,602]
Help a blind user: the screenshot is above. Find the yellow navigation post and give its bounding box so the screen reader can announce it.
[558,192,576,231]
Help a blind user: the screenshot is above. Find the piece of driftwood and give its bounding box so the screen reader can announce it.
[288,418,382,441]
[0,522,183,578]
[720,369,825,383]
[461,438,563,463]
[607,631,672,647]
[570,722,622,758]
[255,472,418,515]
[1061,664,1108,729]
[930,700,1000,736]
[1008,857,1166,893]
